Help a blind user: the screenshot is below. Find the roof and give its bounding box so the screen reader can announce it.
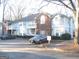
[9,13,72,25]
[23,13,39,21]
[50,13,72,19]
[9,13,50,25]
[9,13,40,24]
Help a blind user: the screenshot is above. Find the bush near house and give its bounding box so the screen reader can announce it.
[51,36,60,40]
[15,35,33,39]
[60,33,71,40]
[0,35,16,40]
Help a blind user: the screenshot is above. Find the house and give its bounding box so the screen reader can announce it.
[8,13,74,38]
[8,13,51,36]
[8,14,38,36]
[35,13,51,35]
[0,22,2,35]
[51,14,74,38]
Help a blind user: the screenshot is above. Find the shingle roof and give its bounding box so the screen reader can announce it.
[9,13,40,24]
[9,13,72,25]
[50,13,72,19]
[23,13,39,21]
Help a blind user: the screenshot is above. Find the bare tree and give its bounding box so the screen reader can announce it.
[8,4,26,20]
[16,6,26,20]
[39,0,79,47]
[1,0,9,36]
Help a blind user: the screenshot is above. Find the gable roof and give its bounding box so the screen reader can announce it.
[50,13,72,19]
[9,13,40,25]
[23,13,39,21]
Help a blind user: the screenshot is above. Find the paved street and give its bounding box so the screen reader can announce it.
[0,39,79,59]
[0,51,54,59]
[0,39,31,48]
[0,39,51,48]
[0,50,79,59]
[0,39,67,48]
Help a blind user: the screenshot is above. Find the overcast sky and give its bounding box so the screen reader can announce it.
[0,0,73,22]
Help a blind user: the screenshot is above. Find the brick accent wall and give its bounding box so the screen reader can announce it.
[36,13,51,35]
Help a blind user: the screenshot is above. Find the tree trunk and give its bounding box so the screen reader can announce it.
[73,0,79,48]
[77,0,79,44]
[73,11,78,48]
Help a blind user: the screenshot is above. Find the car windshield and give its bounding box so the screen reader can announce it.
[33,34,46,39]
[30,34,47,41]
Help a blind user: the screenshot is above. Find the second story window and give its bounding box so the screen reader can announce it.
[40,15,45,24]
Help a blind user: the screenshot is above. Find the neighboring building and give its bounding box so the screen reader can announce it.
[0,21,9,36]
[0,23,2,35]
[8,13,74,38]
[51,14,74,38]
[8,13,51,36]
[35,13,51,35]
[8,14,37,36]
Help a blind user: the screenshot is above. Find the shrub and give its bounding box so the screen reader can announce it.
[51,36,60,40]
[60,33,71,40]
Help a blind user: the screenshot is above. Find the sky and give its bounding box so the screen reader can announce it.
[0,0,73,22]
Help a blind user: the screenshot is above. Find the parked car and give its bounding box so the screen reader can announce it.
[29,34,48,44]
[0,35,16,40]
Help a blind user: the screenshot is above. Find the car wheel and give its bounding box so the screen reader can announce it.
[39,40,41,44]
[29,39,32,43]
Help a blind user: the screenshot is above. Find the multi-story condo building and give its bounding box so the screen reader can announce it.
[8,13,74,38]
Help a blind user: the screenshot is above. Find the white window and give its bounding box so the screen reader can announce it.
[40,15,45,24]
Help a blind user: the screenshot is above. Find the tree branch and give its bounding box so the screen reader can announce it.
[48,1,64,6]
[9,6,17,19]
[38,2,49,11]
[58,0,74,11]
[44,0,74,11]
[69,0,76,11]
